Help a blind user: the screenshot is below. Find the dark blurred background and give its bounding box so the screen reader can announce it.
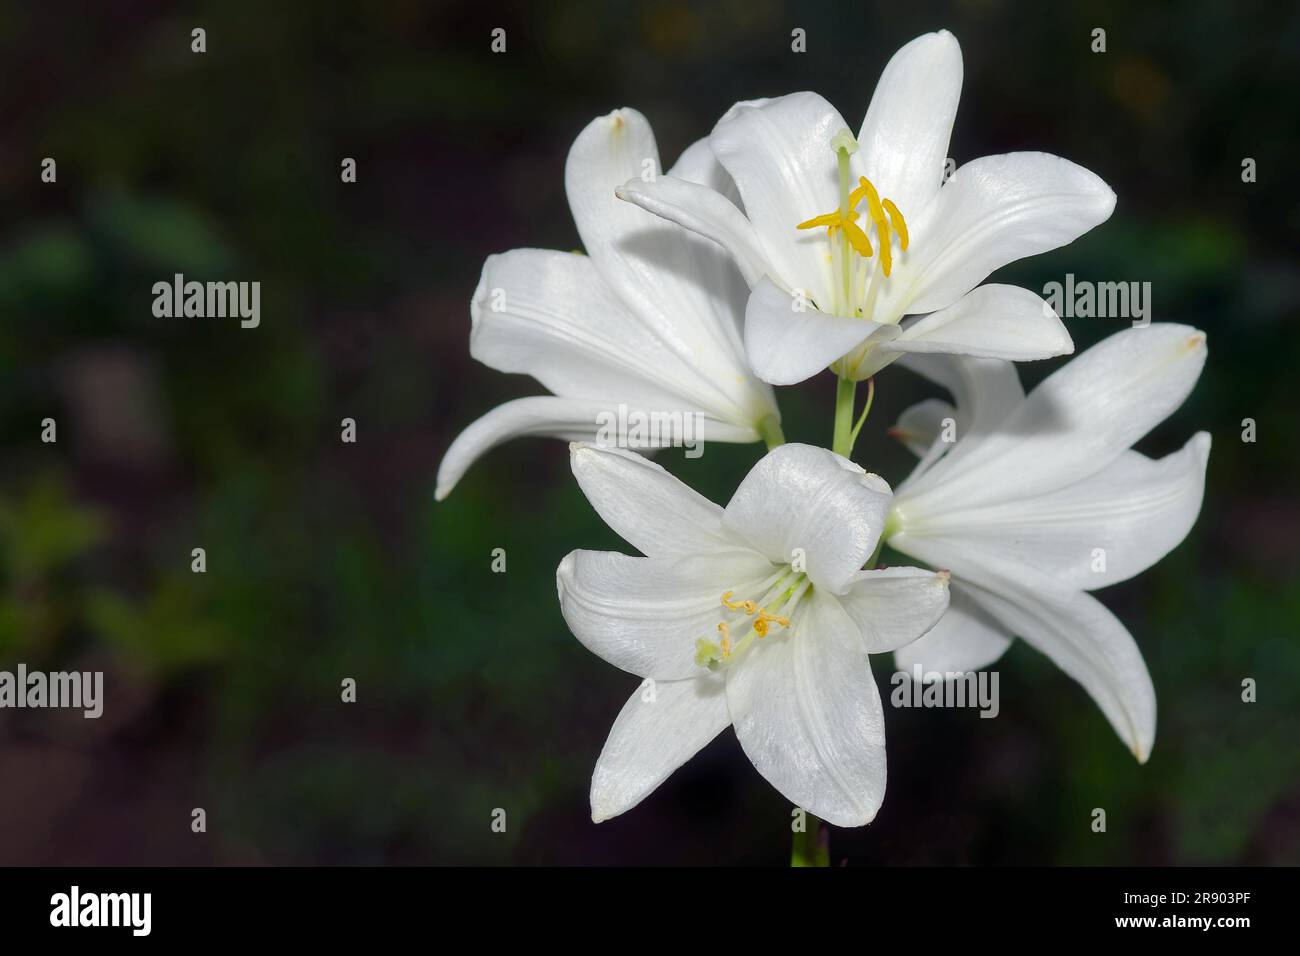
[0,0,1297,865]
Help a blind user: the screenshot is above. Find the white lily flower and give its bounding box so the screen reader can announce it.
[616,30,1116,386]
[557,441,950,826]
[884,324,1210,761]
[435,109,781,500]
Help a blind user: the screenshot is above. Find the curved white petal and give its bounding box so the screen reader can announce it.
[884,284,1073,362]
[895,352,1024,439]
[569,443,736,558]
[565,108,664,286]
[471,249,715,410]
[668,136,742,208]
[590,675,731,823]
[891,535,1156,761]
[711,92,852,306]
[892,352,1024,494]
[900,324,1207,512]
[436,396,616,501]
[726,593,887,827]
[565,110,777,425]
[886,152,1116,318]
[722,444,891,594]
[836,566,951,653]
[556,549,775,681]
[889,397,955,458]
[909,432,1211,591]
[743,278,881,386]
[616,175,774,289]
[893,584,1014,674]
[858,30,963,220]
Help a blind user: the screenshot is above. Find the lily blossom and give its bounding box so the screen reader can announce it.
[436,109,780,500]
[616,31,1116,386]
[557,441,950,826]
[885,324,1210,761]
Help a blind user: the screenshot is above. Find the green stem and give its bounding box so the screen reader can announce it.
[832,374,856,459]
[791,811,830,867]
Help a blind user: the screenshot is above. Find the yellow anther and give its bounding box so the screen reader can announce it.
[796,175,907,278]
[752,608,791,638]
[717,621,732,657]
[882,198,909,251]
[858,178,893,276]
[841,218,874,258]
[796,211,847,231]
[697,589,795,668]
[721,591,757,614]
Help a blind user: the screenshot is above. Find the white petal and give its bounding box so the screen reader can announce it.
[711,93,853,306]
[436,396,615,501]
[471,249,718,411]
[889,397,955,458]
[616,175,774,289]
[743,278,883,386]
[889,152,1116,318]
[565,111,776,425]
[569,442,736,558]
[722,444,891,594]
[890,535,1156,761]
[590,675,731,823]
[556,549,775,680]
[901,324,1207,513]
[858,30,963,220]
[668,136,742,208]
[893,584,1014,674]
[892,352,1024,494]
[895,352,1024,440]
[836,566,951,653]
[565,108,665,285]
[909,432,1211,591]
[726,593,887,827]
[884,284,1073,362]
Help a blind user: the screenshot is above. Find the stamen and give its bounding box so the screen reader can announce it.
[796,211,848,231]
[794,170,908,294]
[751,608,791,638]
[720,591,757,614]
[858,177,892,276]
[882,198,909,251]
[841,218,874,259]
[694,577,804,671]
